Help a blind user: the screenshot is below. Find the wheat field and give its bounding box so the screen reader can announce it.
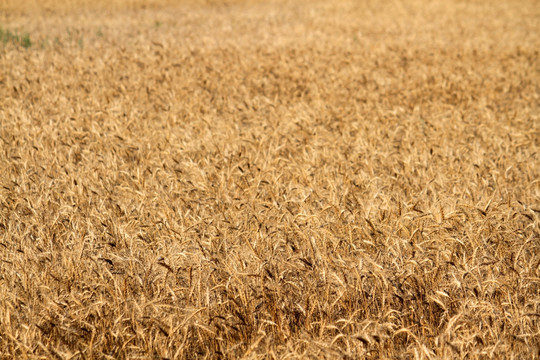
[0,0,539,359]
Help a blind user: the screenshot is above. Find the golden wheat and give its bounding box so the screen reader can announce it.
[0,0,539,359]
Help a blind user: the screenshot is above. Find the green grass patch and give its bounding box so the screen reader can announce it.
[0,26,32,48]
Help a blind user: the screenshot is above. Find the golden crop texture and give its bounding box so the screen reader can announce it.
[1,0,539,358]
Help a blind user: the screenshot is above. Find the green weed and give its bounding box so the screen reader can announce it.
[0,26,32,48]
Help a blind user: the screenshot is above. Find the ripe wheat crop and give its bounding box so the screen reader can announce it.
[0,0,539,358]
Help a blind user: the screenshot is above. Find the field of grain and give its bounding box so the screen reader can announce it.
[1,0,539,358]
